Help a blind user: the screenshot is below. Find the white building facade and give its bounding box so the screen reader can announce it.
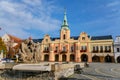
[114,36,120,63]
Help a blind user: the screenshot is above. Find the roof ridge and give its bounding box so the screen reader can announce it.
[92,35,112,37]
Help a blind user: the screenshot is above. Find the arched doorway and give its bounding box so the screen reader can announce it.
[44,54,49,61]
[70,54,75,61]
[55,54,59,61]
[62,54,66,61]
[117,56,120,63]
[81,54,88,62]
[105,55,112,62]
[92,55,100,62]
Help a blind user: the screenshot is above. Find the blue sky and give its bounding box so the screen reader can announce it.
[0,0,120,39]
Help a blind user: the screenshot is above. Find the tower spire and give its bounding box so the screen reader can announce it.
[61,8,69,29]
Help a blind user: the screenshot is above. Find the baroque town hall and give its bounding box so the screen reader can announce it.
[33,11,114,63]
[2,11,114,63]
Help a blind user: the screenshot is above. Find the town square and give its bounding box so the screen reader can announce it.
[0,0,120,80]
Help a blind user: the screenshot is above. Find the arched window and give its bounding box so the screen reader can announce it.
[63,34,66,39]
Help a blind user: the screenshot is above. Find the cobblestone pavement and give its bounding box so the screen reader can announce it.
[1,63,120,80]
[69,63,120,80]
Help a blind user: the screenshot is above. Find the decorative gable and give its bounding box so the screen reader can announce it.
[78,32,90,42]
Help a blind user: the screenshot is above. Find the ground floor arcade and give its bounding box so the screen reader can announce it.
[41,53,114,62]
[42,53,92,62]
[92,53,114,62]
[92,55,114,62]
[114,53,120,63]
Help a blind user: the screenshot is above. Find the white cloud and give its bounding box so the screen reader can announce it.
[79,1,120,37]
[22,0,42,6]
[0,0,61,39]
[106,1,120,7]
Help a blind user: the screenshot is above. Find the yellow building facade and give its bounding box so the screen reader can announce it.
[33,11,114,63]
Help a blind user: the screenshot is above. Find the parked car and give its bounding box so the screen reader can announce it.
[0,58,14,63]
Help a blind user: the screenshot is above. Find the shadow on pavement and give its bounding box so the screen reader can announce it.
[59,77,91,80]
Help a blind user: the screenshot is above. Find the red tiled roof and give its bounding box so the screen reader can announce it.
[13,43,21,49]
[8,34,22,43]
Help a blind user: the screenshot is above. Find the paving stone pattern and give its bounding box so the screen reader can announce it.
[70,63,120,80]
[0,63,120,80]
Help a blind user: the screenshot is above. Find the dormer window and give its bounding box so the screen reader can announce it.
[82,37,85,40]
[46,39,48,42]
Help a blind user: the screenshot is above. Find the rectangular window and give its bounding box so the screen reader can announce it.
[44,47,49,51]
[56,46,58,50]
[100,46,103,52]
[43,46,49,53]
[84,46,87,50]
[63,46,66,51]
[105,46,107,51]
[96,46,98,51]
[81,46,83,50]
[54,46,58,53]
[80,46,87,52]
[81,46,87,50]
[92,46,98,52]
[47,47,49,51]
[93,46,95,51]
[109,46,111,52]
[117,48,120,52]
[71,46,74,52]
[44,47,46,51]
